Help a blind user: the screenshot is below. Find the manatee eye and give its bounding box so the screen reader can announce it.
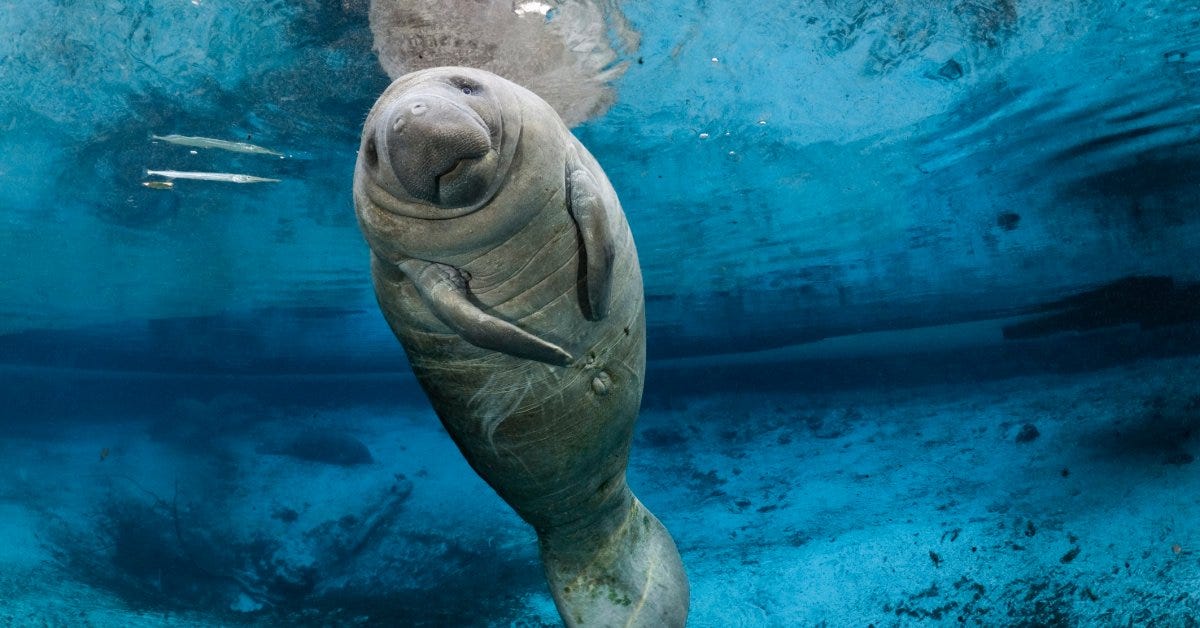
[363,138,378,170]
[451,77,481,96]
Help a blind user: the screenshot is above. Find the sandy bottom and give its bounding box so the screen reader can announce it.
[1,354,1198,626]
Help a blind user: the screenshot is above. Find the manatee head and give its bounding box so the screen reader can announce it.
[355,67,572,262]
[358,66,521,217]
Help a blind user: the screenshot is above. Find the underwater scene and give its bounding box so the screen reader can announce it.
[3,0,1200,625]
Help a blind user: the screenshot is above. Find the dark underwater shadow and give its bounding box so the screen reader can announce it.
[1003,276,1200,341]
[1078,390,1199,468]
[26,390,551,627]
[285,536,552,627]
[42,469,551,627]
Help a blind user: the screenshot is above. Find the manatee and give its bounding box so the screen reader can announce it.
[353,66,688,626]
[367,0,640,127]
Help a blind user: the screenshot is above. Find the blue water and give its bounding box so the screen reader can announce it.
[2,1,1199,625]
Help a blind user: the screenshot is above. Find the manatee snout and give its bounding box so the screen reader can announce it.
[374,93,494,207]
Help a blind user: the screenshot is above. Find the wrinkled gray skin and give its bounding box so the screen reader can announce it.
[353,67,688,627]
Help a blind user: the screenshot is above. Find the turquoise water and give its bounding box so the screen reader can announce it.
[1,1,1199,625]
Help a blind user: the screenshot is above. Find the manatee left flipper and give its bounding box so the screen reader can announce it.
[397,259,574,366]
[567,163,615,321]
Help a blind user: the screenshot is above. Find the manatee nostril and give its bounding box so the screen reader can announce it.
[391,118,404,133]
[410,102,428,116]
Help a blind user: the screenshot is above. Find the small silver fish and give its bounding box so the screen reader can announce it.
[141,180,174,190]
[151,134,284,157]
[145,169,280,184]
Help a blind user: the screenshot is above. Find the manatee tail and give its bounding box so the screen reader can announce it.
[538,490,689,627]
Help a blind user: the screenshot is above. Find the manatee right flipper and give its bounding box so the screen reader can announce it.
[567,161,615,321]
[396,258,574,366]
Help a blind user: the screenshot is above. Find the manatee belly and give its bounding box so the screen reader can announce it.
[372,195,645,531]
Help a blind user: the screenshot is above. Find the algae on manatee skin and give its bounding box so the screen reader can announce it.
[607,587,632,607]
